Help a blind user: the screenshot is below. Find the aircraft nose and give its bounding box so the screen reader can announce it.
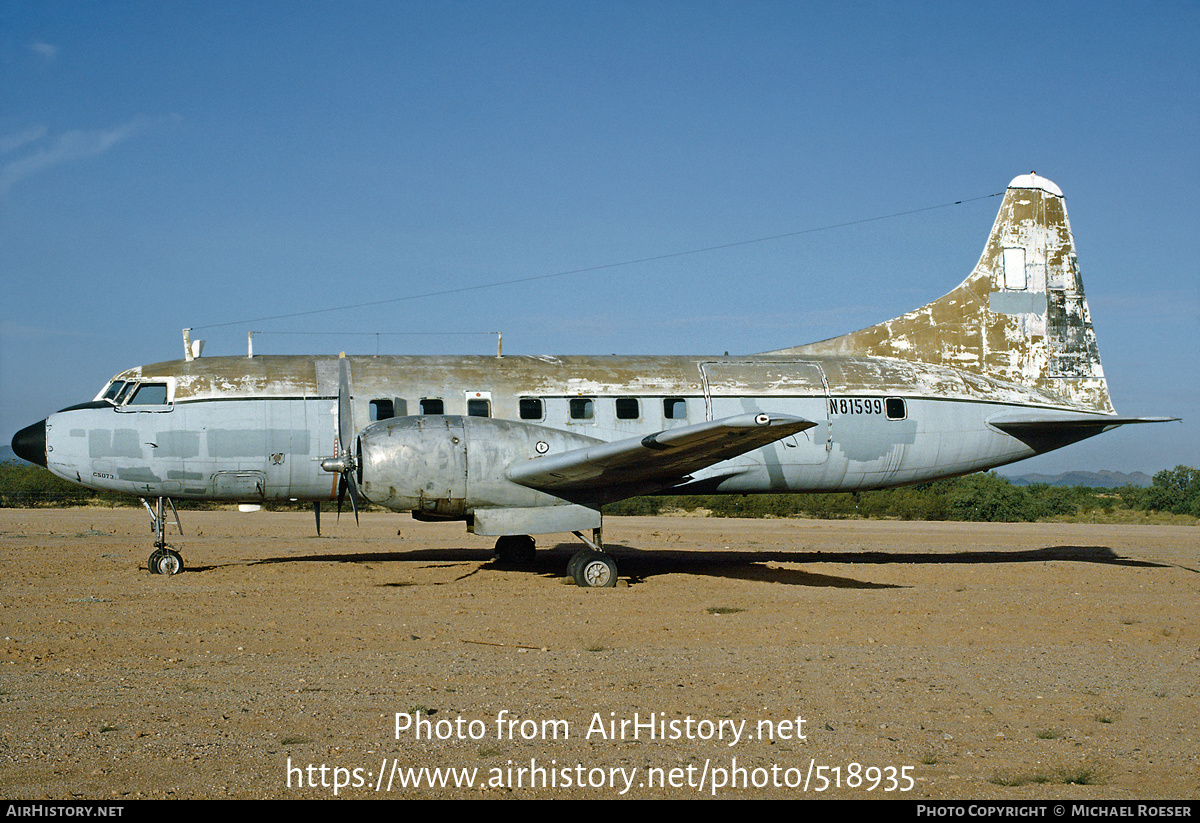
[11,420,48,467]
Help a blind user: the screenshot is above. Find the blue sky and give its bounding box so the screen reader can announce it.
[2,1,1197,477]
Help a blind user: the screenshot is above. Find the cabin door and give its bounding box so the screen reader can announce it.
[699,360,830,465]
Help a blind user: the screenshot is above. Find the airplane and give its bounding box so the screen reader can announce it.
[10,172,1171,587]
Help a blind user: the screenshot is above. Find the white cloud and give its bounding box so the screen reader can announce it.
[0,118,158,195]
[30,41,58,61]
[0,126,48,156]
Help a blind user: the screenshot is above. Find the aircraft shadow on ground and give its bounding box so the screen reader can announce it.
[242,543,1169,589]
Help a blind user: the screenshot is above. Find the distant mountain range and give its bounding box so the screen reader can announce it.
[1001,470,1153,488]
[0,442,1156,488]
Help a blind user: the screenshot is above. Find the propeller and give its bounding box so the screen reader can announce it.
[319,354,361,525]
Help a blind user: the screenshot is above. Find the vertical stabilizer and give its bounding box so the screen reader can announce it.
[772,173,1114,413]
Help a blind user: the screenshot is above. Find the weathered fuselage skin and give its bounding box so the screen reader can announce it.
[42,350,1082,504]
[30,174,1127,533]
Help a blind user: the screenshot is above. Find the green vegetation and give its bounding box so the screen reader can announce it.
[1132,465,1200,516]
[604,466,1200,524]
[3,458,1198,524]
[990,764,1105,787]
[0,459,370,511]
[0,459,104,507]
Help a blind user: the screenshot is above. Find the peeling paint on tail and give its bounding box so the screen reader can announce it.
[769,173,1114,414]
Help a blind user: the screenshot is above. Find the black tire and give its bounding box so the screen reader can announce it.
[572,551,617,588]
[149,548,183,575]
[566,549,590,581]
[494,535,536,565]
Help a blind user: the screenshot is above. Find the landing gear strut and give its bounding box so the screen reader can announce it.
[141,496,184,575]
[567,527,618,588]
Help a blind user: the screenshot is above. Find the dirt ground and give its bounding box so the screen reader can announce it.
[0,507,1196,800]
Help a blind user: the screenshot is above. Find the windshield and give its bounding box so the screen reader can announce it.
[101,381,127,403]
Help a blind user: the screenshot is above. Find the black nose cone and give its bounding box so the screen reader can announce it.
[11,420,47,467]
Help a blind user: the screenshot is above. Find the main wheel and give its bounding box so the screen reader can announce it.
[572,551,617,588]
[148,548,184,575]
[494,534,536,565]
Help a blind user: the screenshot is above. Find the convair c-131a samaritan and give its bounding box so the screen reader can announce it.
[11,173,1171,586]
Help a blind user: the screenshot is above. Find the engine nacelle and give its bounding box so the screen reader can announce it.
[358,415,604,518]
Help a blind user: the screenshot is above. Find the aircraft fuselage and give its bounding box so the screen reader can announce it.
[38,351,1078,509]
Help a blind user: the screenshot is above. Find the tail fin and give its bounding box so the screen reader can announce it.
[771,173,1114,414]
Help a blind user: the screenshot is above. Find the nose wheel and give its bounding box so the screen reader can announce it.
[148,547,184,575]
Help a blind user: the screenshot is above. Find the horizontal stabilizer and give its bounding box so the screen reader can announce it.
[507,413,814,501]
[988,412,1178,454]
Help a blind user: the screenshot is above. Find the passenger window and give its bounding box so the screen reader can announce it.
[569,398,594,420]
[420,398,444,415]
[664,398,687,419]
[615,398,640,420]
[519,397,543,420]
[370,399,395,421]
[885,398,907,420]
[467,399,490,417]
[128,383,168,405]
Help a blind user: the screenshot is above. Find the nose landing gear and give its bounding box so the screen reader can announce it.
[141,497,184,575]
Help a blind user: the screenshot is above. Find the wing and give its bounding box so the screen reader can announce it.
[506,412,815,503]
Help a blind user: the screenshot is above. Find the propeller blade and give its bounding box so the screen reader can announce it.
[322,353,361,527]
[336,472,359,524]
[349,434,362,523]
[313,501,321,536]
[346,472,360,524]
[337,355,353,458]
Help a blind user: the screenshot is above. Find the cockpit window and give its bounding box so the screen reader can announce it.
[113,382,136,404]
[128,383,169,406]
[102,381,127,403]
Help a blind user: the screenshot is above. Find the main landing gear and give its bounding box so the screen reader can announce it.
[493,534,537,565]
[494,529,618,588]
[566,527,618,588]
[567,549,618,588]
[141,497,184,575]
